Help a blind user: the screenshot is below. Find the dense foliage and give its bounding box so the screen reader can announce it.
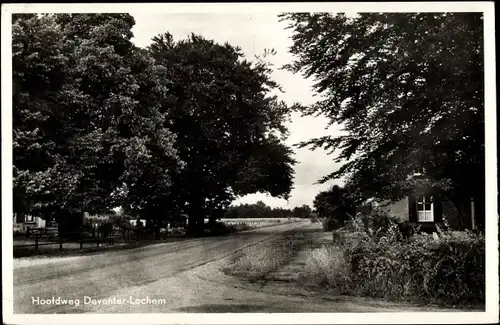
[12,14,296,235]
[13,14,182,233]
[308,208,485,307]
[280,13,485,229]
[341,211,485,306]
[313,185,357,230]
[148,33,296,233]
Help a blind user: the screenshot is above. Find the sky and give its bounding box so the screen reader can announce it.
[130,13,344,209]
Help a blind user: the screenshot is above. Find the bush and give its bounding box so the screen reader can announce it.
[98,222,114,238]
[110,215,132,231]
[342,208,420,240]
[341,214,485,306]
[321,217,343,232]
[349,231,485,306]
[205,221,253,236]
[320,210,485,307]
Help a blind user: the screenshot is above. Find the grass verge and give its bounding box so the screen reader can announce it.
[222,231,302,281]
[301,244,352,294]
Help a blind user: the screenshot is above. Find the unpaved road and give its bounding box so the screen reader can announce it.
[13,221,459,313]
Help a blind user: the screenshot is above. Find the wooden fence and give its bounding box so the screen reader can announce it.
[13,228,181,257]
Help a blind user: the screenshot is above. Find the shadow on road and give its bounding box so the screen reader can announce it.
[176,303,293,313]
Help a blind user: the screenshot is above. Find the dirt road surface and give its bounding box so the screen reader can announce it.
[13,221,459,314]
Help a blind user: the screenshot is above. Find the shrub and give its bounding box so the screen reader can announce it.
[347,224,485,306]
[321,217,343,232]
[321,210,485,307]
[205,221,253,236]
[98,222,114,238]
[342,208,421,240]
[110,215,132,231]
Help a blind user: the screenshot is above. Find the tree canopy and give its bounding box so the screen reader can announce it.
[12,14,296,235]
[313,185,356,225]
[280,13,484,228]
[13,14,181,223]
[148,33,296,233]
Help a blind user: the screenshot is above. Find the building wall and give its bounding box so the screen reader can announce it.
[129,219,147,227]
[378,197,410,222]
[13,216,46,232]
[378,197,468,229]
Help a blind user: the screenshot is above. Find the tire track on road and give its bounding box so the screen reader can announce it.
[15,222,302,286]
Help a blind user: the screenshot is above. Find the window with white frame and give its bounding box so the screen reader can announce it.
[416,196,433,222]
[414,167,425,176]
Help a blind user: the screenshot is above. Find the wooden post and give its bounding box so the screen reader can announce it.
[59,238,63,251]
[471,198,476,230]
[96,240,99,248]
[80,240,83,250]
[35,234,39,254]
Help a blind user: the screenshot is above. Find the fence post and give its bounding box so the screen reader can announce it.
[59,238,63,251]
[96,240,99,248]
[80,240,83,250]
[35,234,39,254]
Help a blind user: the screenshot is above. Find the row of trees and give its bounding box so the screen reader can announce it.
[13,14,296,235]
[224,201,312,219]
[281,12,485,229]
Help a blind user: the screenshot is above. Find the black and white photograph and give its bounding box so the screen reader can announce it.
[2,2,498,324]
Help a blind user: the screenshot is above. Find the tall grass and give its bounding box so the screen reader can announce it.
[223,232,301,280]
[303,245,351,293]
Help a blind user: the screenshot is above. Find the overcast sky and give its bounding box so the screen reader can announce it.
[130,13,344,209]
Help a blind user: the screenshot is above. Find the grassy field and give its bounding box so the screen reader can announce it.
[210,218,302,229]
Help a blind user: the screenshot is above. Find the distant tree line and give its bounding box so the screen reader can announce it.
[224,201,312,219]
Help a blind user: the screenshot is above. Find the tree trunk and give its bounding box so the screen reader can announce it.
[208,214,217,226]
[187,197,206,236]
[445,195,464,230]
[187,216,204,236]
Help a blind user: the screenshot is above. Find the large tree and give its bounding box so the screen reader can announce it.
[13,15,295,236]
[149,34,296,234]
[281,13,484,229]
[313,185,356,225]
[13,14,181,232]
